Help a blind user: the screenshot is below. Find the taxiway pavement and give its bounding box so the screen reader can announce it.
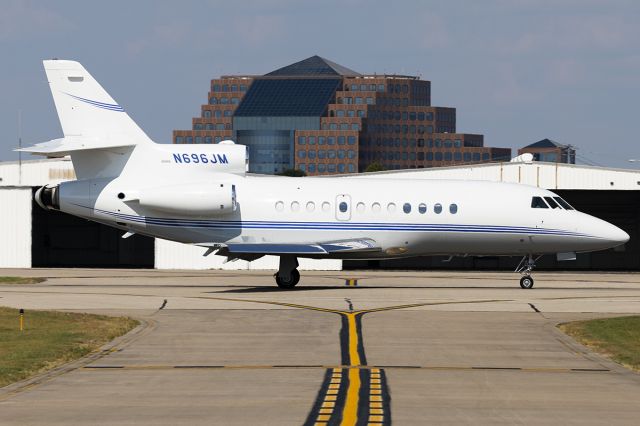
[1,269,639,425]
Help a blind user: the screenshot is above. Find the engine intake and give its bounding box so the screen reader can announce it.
[35,185,60,210]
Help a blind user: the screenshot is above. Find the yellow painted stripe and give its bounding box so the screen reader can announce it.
[340,313,362,426]
[341,367,361,426]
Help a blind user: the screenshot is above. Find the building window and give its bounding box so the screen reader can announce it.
[298,150,306,159]
[426,152,433,161]
[328,164,336,173]
[231,97,239,105]
[464,152,471,162]
[340,123,349,130]
[195,136,202,143]
[308,150,316,159]
[214,110,222,118]
[328,137,335,145]
[377,84,385,92]
[348,164,355,173]
[240,84,247,92]
[224,110,232,117]
[347,110,355,117]
[348,150,355,159]
[308,136,316,145]
[176,136,184,143]
[435,152,443,161]
[418,203,427,214]
[337,136,346,145]
[299,164,306,171]
[338,163,345,173]
[444,152,452,161]
[308,163,316,173]
[482,153,490,160]
[209,97,217,104]
[337,110,345,117]
[328,150,336,159]
[205,137,212,144]
[454,152,462,161]
[473,152,481,161]
[318,150,326,159]
[214,136,222,143]
[213,84,220,92]
[318,163,326,172]
[366,97,374,105]
[403,203,411,214]
[318,137,325,145]
[434,203,442,214]
[298,136,306,145]
[347,136,356,145]
[186,136,193,143]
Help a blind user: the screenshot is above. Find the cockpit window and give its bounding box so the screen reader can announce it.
[531,196,549,209]
[544,196,562,209]
[553,197,575,210]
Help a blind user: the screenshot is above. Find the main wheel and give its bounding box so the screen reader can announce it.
[520,276,534,289]
[275,269,300,289]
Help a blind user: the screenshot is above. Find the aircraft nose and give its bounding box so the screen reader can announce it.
[594,219,629,247]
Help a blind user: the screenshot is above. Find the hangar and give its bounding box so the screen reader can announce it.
[0,157,637,271]
[0,158,340,271]
[345,159,640,270]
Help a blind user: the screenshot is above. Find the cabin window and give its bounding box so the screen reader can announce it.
[554,197,575,210]
[372,202,381,213]
[434,203,442,214]
[356,202,365,213]
[322,202,331,212]
[275,201,284,212]
[531,196,549,209]
[544,197,561,209]
[387,203,397,213]
[339,202,348,213]
[306,202,315,212]
[449,204,458,214]
[418,203,427,214]
[291,201,300,212]
[403,203,412,214]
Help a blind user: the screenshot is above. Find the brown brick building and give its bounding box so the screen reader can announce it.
[174,56,511,175]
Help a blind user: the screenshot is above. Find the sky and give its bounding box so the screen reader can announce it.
[1,0,639,167]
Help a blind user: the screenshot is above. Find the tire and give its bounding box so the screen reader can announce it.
[520,276,534,289]
[275,269,300,289]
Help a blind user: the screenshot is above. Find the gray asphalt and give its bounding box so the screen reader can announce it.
[1,269,640,425]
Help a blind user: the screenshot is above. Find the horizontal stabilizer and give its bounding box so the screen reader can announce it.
[16,137,135,157]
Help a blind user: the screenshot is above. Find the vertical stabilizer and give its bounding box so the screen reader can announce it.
[43,59,152,145]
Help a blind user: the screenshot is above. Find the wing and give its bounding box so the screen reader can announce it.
[198,238,381,261]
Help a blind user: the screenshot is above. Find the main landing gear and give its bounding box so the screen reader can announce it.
[275,255,300,289]
[515,254,541,289]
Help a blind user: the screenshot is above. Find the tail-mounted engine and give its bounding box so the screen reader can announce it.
[35,185,60,210]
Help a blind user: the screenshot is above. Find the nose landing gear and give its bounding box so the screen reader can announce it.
[515,254,541,289]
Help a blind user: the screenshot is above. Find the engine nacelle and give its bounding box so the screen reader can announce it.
[35,185,60,210]
[138,183,236,216]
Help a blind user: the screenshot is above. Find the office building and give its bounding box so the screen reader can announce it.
[174,56,511,174]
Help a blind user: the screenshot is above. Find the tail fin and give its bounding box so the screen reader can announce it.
[43,59,152,145]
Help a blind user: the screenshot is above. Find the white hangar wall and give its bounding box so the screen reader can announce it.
[347,161,640,190]
[0,187,32,268]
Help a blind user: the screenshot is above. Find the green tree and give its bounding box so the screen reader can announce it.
[276,168,307,177]
[364,162,385,173]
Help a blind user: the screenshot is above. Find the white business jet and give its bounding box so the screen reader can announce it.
[20,60,629,289]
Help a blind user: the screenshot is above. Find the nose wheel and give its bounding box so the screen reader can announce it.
[515,254,540,289]
[519,275,534,289]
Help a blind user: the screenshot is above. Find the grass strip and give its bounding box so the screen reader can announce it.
[0,307,138,387]
[0,277,46,284]
[559,315,640,371]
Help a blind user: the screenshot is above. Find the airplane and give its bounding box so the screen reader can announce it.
[19,60,630,289]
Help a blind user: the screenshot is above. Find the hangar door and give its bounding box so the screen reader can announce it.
[31,191,154,268]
